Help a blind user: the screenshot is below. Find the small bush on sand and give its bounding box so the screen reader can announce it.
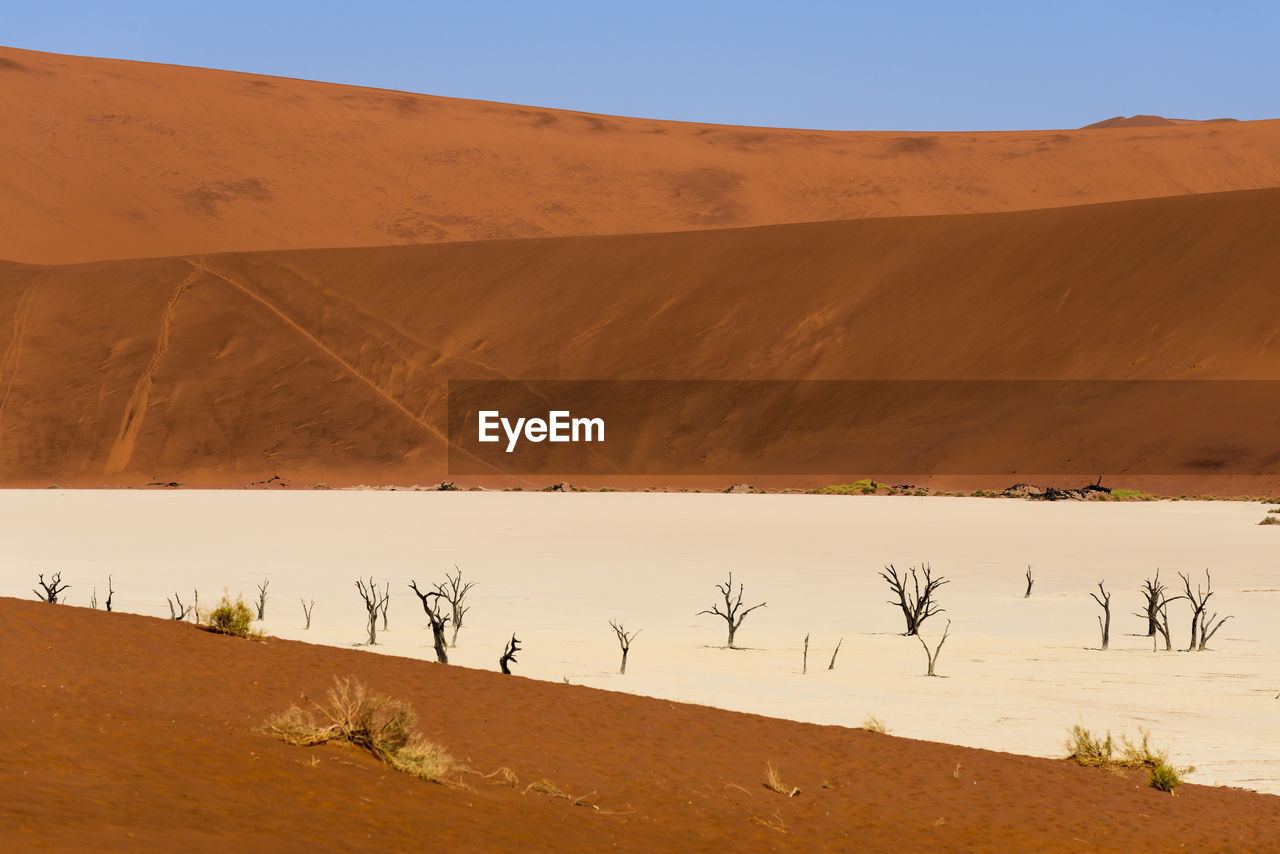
[861,715,890,734]
[266,677,452,783]
[1149,762,1184,792]
[205,595,254,637]
[763,762,800,797]
[1260,515,1280,526]
[1065,725,1192,785]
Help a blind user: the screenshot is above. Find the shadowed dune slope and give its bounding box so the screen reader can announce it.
[3,45,1280,264]
[1,189,1279,487]
[2,598,1279,852]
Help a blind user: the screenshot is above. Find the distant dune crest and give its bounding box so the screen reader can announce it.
[1082,114,1239,128]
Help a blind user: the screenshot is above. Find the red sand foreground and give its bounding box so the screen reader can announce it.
[3,597,1279,852]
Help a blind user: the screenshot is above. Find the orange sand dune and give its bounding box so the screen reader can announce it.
[4,598,1280,851]
[2,188,1279,489]
[3,45,1280,265]
[1082,115,1239,129]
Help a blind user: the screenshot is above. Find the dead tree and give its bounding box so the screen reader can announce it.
[355,577,388,645]
[917,620,951,676]
[802,633,810,674]
[434,566,476,647]
[609,620,641,675]
[379,582,391,631]
[1091,581,1111,649]
[167,592,191,621]
[828,637,843,670]
[500,633,521,674]
[105,575,114,612]
[90,588,98,609]
[1147,588,1181,652]
[879,563,948,635]
[1140,570,1167,637]
[1180,570,1231,651]
[255,579,270,620]
[1024,565,1034,598]
[32,572,69,604]
[1179,571,1209,651]
[301,598,315,630]
[409,581,450,664]
[697,572,766,648]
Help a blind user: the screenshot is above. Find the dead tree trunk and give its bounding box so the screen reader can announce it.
[435,566,476,648]
[1140,570,1166,637]
[355,577,388,645]
[90,588,98,609]
[802,633,809,674]
[828,637,843,670]
[379,583,390,631]
[1090,581,1111,650]
[409,581,450,664]
[105,575,114,612]
[167,592,191,621]
[697,572,766,648]
[1178,571,1214,652]
[255,579,270,620]
[500,634,521,674]
[879,563,948,635]
[1024,565,1034,598]
[917,620,952,676]
[610,620,641,675]
[32,572,70,604]
[301,598,315,630]
[1199,609,1232,651]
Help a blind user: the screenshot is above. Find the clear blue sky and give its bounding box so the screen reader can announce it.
[5,1,1277,131]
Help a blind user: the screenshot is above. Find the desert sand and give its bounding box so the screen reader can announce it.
[4,45,1280,267]
[3,189,1280,491]
[4,490,1279,797]
[10,595,1280,852]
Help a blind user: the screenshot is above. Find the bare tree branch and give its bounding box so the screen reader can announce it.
[500,633,521,674]
[409,580,450,664]
[609,619,641,674]
[696,572,766,648]
[880,564,948,635]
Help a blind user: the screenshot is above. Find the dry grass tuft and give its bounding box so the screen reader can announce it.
[749,811,788,833]
[1064,725,1190,781]
[764,762,800,797]
[860,715,890,734]
[266,676,452,783]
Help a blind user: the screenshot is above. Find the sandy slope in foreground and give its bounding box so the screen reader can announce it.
[4,491,1280,799]
[4,45,1280,265]
[4,597,1280,852]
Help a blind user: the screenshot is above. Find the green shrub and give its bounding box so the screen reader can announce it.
[1149,762,1183,792]
[1110,489,1156,501]
[811,479,888,495]
[206,595,254,637]
[1260,515,1280,525]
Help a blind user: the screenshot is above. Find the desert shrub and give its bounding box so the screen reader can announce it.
[1065,725,1175,772]
[266,676,452,783]
[763,762,800,797]
[1111,489,1156,501]
[861,715,890,734]
[811,480,887,495]
[1260,515,1280,526]
[206,595,254,637]
[1149,762,1183,792]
